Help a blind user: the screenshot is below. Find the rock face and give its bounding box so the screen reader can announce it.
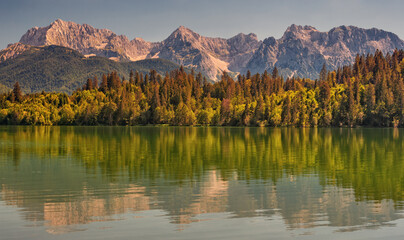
[148,26,260,79]
[19,19,156,61]
[13,19,404,80]
[0,43,34,62]
[246,24,404,79]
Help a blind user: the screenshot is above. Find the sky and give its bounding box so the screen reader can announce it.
[1,0,404,49]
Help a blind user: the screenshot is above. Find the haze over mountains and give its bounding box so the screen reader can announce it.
[2,19,404,82]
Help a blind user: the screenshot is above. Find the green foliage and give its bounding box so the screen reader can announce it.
[0,50,403,127]
[172,102,196,126]
[0,45,185,94]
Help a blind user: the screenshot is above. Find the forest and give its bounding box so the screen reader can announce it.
[0,49,403,127]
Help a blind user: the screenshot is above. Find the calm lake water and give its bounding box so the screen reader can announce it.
[0,126,403,240]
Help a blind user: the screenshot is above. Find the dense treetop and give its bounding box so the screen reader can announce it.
[1,50,403,127]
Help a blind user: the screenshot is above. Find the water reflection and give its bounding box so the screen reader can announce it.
[0,126,403,235]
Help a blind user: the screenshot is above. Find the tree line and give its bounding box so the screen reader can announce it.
[0,49,403,127]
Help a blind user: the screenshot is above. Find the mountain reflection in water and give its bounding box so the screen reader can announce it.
[0,126,403,236]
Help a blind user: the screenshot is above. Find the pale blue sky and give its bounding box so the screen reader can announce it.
[1,0,403,49]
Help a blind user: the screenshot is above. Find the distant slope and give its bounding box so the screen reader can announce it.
[0,45,182,93]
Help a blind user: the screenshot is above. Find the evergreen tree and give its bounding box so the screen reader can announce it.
[1,49,403,127]
[100,74,108,92]
[272,67,279,79]
[319,63,327,81]
[12,82,23,103]
[246,70,251,80]
[129,70,135,85]
[83,78,93,90]
[93,76,98,89]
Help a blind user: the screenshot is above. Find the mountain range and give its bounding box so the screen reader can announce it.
[1,19,404,88]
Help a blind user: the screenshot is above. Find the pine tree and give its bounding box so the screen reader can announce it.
[93,76,98,89]
[318,81,331,109]
[100,74,108,92]
[282,96,292,125]
[135,71,140,85]
[12,82,23,103]
[246,70,251,80]
[83,78,93,90]
[320,63,327,81]
[272,67,279,79]
[129,70,135,85]
[2,49,404,127]
[365,84,376,124]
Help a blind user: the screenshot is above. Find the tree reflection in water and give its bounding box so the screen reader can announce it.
[0,126,403,234]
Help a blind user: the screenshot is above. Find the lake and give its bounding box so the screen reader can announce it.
[0,126,403,239]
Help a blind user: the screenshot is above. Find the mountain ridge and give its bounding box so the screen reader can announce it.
[0,44,184,93]
[7,19,404,80]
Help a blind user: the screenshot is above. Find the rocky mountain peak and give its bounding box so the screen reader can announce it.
[248,24,404,79]
[282,24,319,41]
[173,26,197,36]
[132,37,146,42]
[227,33,261,56]
[19,19,153,61]
[50,18,68,26]
[167,26,200,42]
[286,24,300,32]
[262,37,277,46]
[285,24,317,33]
[0,42,33,62]
[8,20,404,81]
[229,33,259,43]
[247,32,258,39]
[176,25,190,32]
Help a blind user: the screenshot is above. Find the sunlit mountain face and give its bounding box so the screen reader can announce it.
[3,19,402,81]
